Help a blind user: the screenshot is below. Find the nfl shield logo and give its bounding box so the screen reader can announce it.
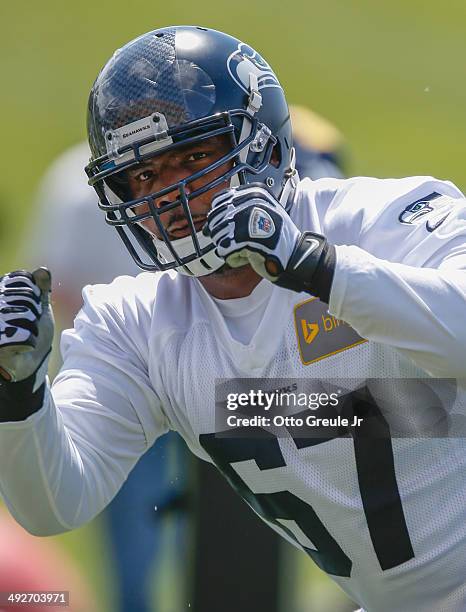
[249,207,275,238]
[258,216,271,232]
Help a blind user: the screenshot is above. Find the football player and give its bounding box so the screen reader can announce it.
[0,26,466,612]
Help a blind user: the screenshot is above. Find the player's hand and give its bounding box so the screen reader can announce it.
[205,184,302,281]
[0,268,54,386]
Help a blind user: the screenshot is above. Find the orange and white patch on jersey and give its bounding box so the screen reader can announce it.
[293,297,367,365]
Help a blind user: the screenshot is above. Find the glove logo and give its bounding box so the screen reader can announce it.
[249,208,275,238]
[292,237,321,270]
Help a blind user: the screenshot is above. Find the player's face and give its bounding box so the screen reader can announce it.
[126,135,232,240]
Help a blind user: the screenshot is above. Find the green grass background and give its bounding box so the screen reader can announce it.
[0,1,465,609]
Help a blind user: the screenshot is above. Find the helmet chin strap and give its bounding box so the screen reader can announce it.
[229,72,297,209]
[229,72,262,189]
[280,146,299,210]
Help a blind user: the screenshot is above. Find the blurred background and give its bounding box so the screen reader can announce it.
[1,1,465,610]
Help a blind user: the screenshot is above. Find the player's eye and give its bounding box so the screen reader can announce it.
[187,151,208,162]
[126,165,157,183]
[136,169,156,182]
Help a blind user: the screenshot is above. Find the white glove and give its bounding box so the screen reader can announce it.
[0,268,54,388]
[205,184,301,281]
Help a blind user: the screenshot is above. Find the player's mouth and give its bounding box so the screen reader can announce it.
[168,216,207,239]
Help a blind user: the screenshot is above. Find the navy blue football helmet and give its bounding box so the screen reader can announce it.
[85,26,296,276]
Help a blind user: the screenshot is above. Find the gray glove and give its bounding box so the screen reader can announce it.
[0,268,54,389]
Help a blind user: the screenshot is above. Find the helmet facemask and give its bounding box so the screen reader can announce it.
[87,109,285,276]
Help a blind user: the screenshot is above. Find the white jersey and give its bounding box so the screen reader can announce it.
[1,176,466,612]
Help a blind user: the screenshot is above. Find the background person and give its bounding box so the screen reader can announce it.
[290,104,347,181]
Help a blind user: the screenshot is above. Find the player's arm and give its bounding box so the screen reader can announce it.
[0,270,168,536]
[328,233,466,378]
[322,177,466,378]
[205,180,466,378]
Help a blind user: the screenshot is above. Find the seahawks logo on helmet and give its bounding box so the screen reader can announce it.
[227,43,282,94]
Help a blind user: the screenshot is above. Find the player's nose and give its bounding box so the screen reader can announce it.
[153,160,194,208]
[155,180,192,209]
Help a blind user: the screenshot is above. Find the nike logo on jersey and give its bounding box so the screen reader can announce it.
[426,211,451,232]
[424,197,457,232]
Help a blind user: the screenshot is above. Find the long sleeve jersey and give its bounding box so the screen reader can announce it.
[1,175,466,611]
